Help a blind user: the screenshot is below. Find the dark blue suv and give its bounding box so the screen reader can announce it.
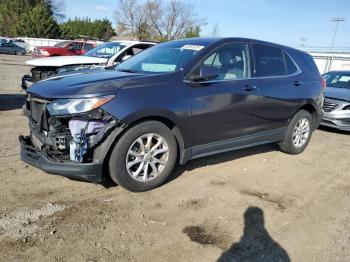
[20,38,324,192]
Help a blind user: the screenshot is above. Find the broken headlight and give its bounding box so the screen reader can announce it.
[47,95,115,116]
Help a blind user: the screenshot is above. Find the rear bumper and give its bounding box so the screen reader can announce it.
[19,136,103,183]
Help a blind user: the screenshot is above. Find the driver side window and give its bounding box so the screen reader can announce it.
[201,43,250,80]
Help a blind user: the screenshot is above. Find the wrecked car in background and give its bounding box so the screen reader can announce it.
[33,40,97,57]
[21,41,157,89]
[321,70,350,131]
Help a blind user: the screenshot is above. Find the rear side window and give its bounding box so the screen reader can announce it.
[253,44,286,77]
[83,44,93,51]
[72,42,82,50]
[284,51,298,75]
[298,53,320,74]
[131,44,152,55]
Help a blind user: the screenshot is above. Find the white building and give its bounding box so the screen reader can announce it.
[309,52,350,74]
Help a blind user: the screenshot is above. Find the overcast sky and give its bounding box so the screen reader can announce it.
[64,0,350,49]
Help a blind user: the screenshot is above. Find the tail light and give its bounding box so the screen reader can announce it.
[321,77,327,89]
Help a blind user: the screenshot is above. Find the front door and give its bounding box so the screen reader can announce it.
[0,43,10,54]
[188,43,258,147]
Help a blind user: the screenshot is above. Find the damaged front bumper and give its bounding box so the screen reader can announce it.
[19,136,103,182]
[321,98,350,131]
[20,95,125,183]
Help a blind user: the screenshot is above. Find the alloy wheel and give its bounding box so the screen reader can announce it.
[126,133,169,182]
[292,118,310,148]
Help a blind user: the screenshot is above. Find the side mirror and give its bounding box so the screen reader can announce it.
[189,65,219,82]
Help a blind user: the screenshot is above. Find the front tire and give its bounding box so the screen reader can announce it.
[279,110,313,155]
[109,121,177,192]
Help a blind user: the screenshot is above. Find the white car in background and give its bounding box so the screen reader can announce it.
[22,40,157,89]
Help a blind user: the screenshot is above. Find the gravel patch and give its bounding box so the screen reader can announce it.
[0,203,66,240]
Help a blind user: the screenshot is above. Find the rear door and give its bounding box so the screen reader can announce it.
[82,43,93,54]
[71,42,83,55]
[8,43,17,54]
[189,43,258,147]
[252,44,302,132]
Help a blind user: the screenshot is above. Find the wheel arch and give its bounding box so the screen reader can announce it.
[298,103,318,129]
[94,114,189,179]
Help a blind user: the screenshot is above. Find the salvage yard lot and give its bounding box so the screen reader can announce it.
[0,54,349,261]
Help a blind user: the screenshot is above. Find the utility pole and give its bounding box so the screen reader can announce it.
[326,17,346,72]
[330,17,346,52]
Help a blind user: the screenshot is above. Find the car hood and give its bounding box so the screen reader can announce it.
[26,56,108,67]
[27,70,153,99]
[325,86,350,101]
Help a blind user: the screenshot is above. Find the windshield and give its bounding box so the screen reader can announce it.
[84,42,126,58]
[54,41,71,47]
[116,41,207,74]
[324,72,350,89]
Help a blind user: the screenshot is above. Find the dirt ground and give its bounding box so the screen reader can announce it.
[0,54,349,262]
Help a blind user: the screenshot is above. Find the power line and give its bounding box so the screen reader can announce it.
[330,17,346,51]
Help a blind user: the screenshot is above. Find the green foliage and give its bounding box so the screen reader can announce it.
[184,26,201,39]
[13,4,61,38]
[0,0,61,38]
[60,18,115,40]
[0,1,115,40]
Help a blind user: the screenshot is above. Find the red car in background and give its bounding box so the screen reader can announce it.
[33,40,97,57]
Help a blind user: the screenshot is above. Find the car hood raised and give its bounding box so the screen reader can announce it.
[26,56,108,67]
[325,87,350,101]
[27,70,149,99]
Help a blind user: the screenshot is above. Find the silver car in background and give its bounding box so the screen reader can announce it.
[321,71,350,131]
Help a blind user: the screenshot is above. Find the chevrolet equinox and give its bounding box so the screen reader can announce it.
[20,38,325,192]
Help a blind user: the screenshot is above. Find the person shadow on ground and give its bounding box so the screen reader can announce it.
[217,207,290,262]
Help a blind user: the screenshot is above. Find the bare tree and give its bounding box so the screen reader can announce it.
[210,22,220,37]
[114,0,205,41]
[114,0,150,40]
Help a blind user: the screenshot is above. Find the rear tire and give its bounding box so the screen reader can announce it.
[279,110,313,155]
[15,51,22,56]
[109,121,177,192]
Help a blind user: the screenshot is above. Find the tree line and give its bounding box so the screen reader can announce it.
[0,0,205,41]
[114,0,205,41]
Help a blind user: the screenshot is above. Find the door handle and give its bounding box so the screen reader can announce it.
[242,85,257,91]
[294,80,303,86]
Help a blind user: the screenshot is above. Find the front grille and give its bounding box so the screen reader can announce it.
[31,68,42,82]
[31,68,57,82]
[27,96,49,128]
[30,100,46,123]
[323,100,340,112]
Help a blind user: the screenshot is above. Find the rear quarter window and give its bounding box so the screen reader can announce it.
[296,52,320,75]
[253,44,286,77]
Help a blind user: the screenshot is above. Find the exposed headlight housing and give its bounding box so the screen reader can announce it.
[47,95,115,116]
[40,50,50,56]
